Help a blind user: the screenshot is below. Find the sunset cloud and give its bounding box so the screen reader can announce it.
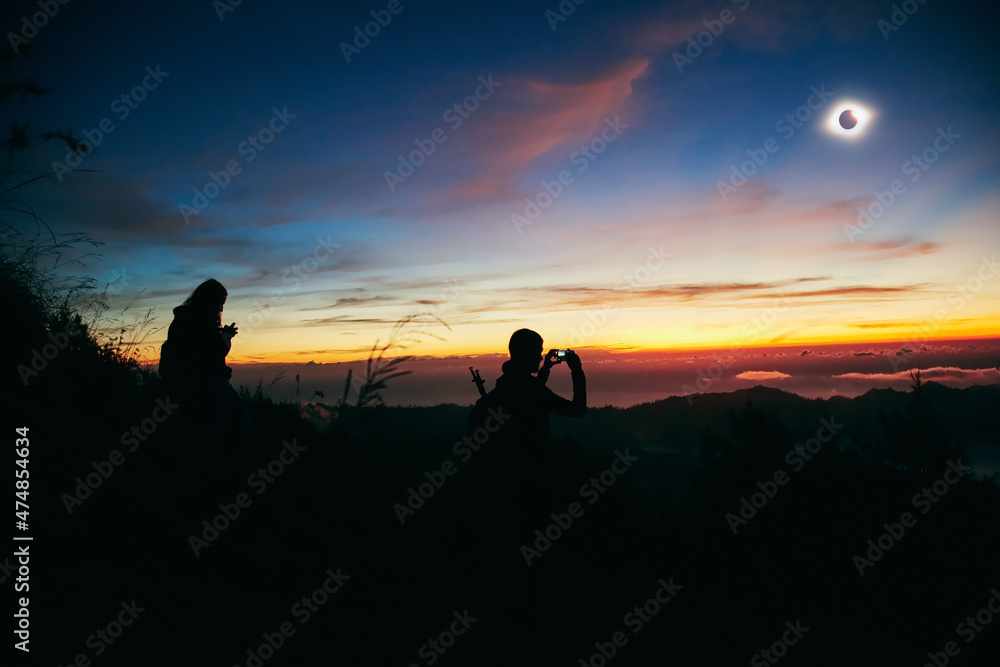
[735,370,791,380]
[851,239,943,261]
[833,367,1000,384]
[426,58,650,206]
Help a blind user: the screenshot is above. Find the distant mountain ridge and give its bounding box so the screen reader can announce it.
[335,382,1000,458]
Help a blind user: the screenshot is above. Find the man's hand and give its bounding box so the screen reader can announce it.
[222,322,239,340]
[543,348,562,370]
[564,349,582,371]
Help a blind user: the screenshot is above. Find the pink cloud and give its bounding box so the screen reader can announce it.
[426,58,650,206]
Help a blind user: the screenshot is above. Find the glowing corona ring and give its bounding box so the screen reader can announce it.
[827,102,872,138]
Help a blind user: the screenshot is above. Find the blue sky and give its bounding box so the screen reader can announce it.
[3,0,997,377]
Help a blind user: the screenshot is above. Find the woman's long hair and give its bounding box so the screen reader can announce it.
[182,279,227,326]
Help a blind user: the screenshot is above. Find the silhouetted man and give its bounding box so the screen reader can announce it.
[470,328,585,450]
[466,328,586,620]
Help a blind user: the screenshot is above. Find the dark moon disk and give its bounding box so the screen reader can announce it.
[839,109,858,130]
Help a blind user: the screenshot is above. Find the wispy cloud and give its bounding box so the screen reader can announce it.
[451,280,927,315]
[632,0,880,54]
[417,58,650,209]
[833,367,1000,383]
[848,239,943,261]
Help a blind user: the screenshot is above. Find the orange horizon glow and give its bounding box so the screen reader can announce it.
[181,330,1000,367]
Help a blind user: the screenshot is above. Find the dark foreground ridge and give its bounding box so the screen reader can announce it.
[12,347,1000,665]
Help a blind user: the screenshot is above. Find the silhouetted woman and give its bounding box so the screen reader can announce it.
[159,279,251,438]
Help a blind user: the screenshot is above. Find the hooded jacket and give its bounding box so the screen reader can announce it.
[159,304,233,389]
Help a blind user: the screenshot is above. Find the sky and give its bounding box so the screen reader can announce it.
[3,0,998,405]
